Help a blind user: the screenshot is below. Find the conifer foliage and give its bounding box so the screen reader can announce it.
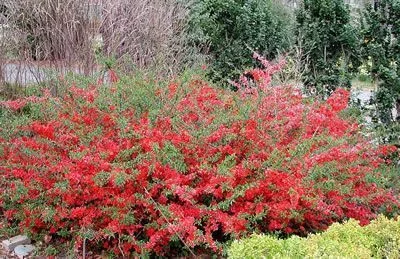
[361,0,400,125]
[296,0,360,97]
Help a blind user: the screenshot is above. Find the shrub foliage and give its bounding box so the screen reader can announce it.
[296,0,360,97]
[0,57,398,256]
[189,0,292,83]
[228,215,400,258]
[360,0,400,147]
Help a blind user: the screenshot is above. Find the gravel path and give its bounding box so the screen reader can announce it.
[353,89,372,104]
[1,63,108,86]
[2,63,46,85]
[352,88,398,120]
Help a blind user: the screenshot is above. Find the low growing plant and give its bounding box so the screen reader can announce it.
[0,56,398,256]
[228,215,400,259]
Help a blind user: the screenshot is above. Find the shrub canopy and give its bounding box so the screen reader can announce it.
[0,58,398,256]
[189,0,293,84]
[360,0,400,147]
[228,215,400,259]
[296,0,360,97]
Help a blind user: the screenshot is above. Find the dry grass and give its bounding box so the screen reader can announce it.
[0,0,192,87]
[100,0,191,73]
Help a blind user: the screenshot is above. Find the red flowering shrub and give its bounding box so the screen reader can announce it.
[0,89,52,112]
[0,57,399,256]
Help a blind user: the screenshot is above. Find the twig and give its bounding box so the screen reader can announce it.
[118,236,125,257]
[82,238,86,259]
[143,187,196,257]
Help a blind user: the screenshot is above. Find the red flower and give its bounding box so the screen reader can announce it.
[0,54,397,256]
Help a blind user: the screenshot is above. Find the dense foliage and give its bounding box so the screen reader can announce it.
[229,215,400,258]
[360,0,400,146]
[296,0,360,97]
[189,0,292,84]
[0,58,399,257]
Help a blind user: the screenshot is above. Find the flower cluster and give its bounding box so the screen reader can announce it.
[0,59,398,256]
[0,89,51,111]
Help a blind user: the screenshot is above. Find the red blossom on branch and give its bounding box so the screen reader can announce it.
[0,55,398,256]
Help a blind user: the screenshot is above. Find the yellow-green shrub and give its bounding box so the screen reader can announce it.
[228,216,400,259]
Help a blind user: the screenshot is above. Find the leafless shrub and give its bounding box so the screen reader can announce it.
[100,0,191,74]
[274,45,309,89]
[0,0,192,89]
